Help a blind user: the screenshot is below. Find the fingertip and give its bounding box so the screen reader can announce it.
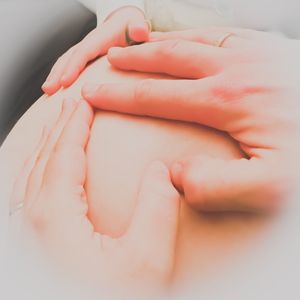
[128,27,149,43]
[128,24,149,42]
[61,64,81,88]
[81,83,99,102]
[107,47,123,61]
[170,162,184,192]
[41,82,58,96]
[41,83,50,95]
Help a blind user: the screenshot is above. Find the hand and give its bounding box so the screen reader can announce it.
[82,28,300,213]
[42,6,150,96]
[10,98,179,291]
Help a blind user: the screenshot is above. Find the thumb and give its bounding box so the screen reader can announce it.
[126,161,180,274]
[127,18,150,44]
[171,155,287,213]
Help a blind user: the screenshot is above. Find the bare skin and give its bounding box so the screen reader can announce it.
[1,56,272,289]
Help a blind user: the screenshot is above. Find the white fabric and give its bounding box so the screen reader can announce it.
[95,0,145,24]
[145,0,231,31]
[78,0,300,37]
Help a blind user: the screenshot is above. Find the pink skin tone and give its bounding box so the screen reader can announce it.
[5,57,267,291]
[10,98,180,290]
[81,28,300,213]
[42,6,150,95]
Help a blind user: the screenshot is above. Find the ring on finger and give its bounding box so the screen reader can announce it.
[215,32,235,48]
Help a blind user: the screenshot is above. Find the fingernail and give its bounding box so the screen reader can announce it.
[108,47,122,57]
[171,162,184,192]
[82,83,99,99]
[41,82,50,92]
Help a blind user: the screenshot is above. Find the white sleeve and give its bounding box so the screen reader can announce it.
[95,0,145,24]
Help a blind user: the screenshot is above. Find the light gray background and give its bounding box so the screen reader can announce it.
[1,1,300,299]
[0,0,96,143]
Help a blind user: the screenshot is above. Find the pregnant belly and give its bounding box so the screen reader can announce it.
[1,55,272,288]
[85,110,269,285]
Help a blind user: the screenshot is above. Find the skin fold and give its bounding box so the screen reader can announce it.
[1,56,272,288]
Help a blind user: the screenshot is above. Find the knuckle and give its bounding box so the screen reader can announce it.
[76,41,96,61]
[181,157,215,208]
[71,49,87,68]
[54,52,72,68]
[213,73,271,103]
[211,75,241,102]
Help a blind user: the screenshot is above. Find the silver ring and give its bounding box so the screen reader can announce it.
[216,32,235,48]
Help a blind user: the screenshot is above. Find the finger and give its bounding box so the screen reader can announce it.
[83,77,233,131]
[20,100,98,275]
[42,46,76,95]
[60,20,127,88]
[126,161,180,273]
[216,26,281,41]
[150,29,240,48]
[9,127,48,216]
[150,27,271,46]
[25,98,79,208]
[27,100,96,248]
[44,100,93,193]
[171,155,286,213]
[107,39,227,78]
[127,19,150,43]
